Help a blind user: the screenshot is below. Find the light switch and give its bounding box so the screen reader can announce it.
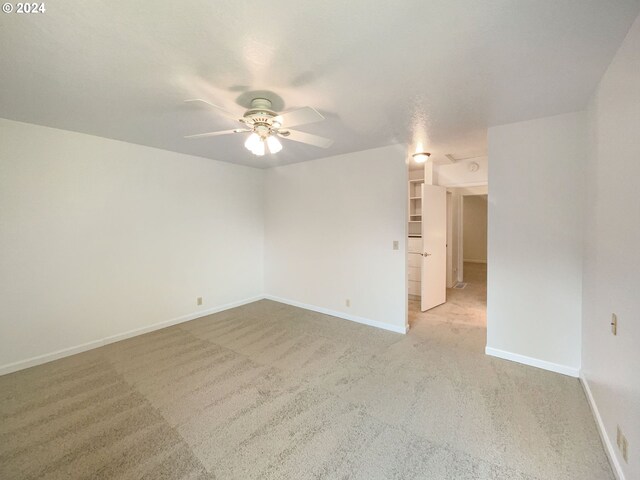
[393,240,399,250]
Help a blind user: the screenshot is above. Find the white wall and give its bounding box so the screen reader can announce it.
[487,111,585,376]
[0,119,264,372]
[264,145,407,333]
[582,14,640,480]
[462,195,488,263]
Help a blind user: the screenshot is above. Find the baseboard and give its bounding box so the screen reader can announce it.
[0,338,110,378]
[580,374,625,480]
[485,346,580,377]
[102,296,264,345]
[0,295,264,377]
[263,295,407,334]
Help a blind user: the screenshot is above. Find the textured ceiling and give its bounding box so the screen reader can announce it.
[1,0,639,168]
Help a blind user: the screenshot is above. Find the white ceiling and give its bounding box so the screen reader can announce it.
[1,1,638,168]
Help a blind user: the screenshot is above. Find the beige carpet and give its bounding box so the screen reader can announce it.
[0,272,613,479]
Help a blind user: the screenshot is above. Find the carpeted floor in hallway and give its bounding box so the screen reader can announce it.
[0,270,613,479]
[409,262,488,329]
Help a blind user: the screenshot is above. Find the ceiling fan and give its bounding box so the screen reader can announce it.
[184,98,333,156]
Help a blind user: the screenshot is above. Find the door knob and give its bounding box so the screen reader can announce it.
[423,252,432,257]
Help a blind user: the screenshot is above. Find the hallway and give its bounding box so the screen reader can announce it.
[409,262,487,329]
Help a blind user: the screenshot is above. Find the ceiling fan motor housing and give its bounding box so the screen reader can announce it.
[243,98,282,137]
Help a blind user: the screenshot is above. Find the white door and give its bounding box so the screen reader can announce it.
[421,184,447,311]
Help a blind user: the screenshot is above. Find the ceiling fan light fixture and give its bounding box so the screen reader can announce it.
[267,135,283,154]
[251,139,266,156]
[412,152,431,163]
[244,132,261,151]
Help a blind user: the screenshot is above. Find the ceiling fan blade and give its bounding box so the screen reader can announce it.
[184,128,249,139]
[275,107,324,128]
[184,99,245,123]
[279,129,333,148]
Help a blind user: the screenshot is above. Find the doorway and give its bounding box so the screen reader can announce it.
[452,193,488,326]
[409,183,488,328]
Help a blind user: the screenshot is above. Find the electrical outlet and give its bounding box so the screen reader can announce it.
[393,240,399,250]
[197,297,203,306]
[611,313,617,335]
[345,299,350,307]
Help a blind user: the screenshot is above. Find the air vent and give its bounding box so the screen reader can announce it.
[453,282,467,289]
